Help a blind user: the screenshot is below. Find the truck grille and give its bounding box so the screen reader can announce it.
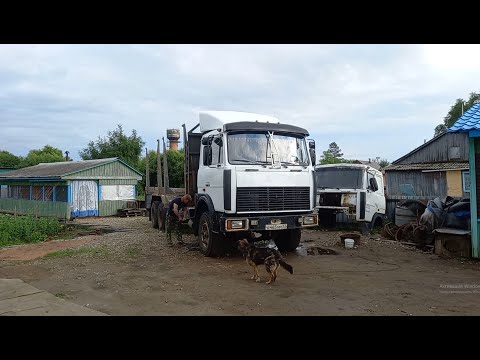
[236,187,310,212]
[319,193,342,206]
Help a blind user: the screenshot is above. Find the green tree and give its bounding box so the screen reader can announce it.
[166,149,185,188]
[137,148,185,196]
[434,124,447,137]
[434,92,480,137]
[79,124,145,169]
[19,145,65,167]
[0,150,22,168]
[379,159,390,169]
[320,142,345,164]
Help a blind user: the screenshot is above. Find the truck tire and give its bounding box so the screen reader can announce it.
[370,213,385,232]
[151,201,159,229]
[198,212,221,257]
[274,228,301,252]
[158,203,165,231]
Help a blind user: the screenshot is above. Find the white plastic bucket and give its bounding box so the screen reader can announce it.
[344,238,355,249]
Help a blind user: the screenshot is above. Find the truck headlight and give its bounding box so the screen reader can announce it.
[226,219,247,230]
[302,215,317,225]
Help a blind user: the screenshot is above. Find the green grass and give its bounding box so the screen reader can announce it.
[0,214,64,247]
[45,246,109,258]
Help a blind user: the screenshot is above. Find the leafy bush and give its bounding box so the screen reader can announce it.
[0,214,64,246]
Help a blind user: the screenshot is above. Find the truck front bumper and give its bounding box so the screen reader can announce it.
[220,213,318,232]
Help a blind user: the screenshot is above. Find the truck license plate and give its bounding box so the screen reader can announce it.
[265,223,288,230]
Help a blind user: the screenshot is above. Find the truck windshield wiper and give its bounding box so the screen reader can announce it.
[281,161,308,166]
[231,159,269,165]
[281,161,296,166]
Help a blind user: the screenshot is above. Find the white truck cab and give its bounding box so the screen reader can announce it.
[314,163,386,231]
[185,111,318,256]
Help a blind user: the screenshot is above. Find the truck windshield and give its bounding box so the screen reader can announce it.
[227,132,309,166]
[315,167,364,189]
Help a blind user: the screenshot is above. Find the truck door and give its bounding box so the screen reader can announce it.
[374,173,386,214]
[366,171,385,222]
[365,171,377,222]
[200,135,225,212]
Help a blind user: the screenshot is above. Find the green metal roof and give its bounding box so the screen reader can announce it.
[0,158,143,180]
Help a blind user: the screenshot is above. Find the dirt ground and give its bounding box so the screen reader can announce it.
[1,216,480,316]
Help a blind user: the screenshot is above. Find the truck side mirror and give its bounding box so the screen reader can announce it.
[308,139,316,165]
[309,148,316,165]
[201,136,213,146]
[370,177,379,192]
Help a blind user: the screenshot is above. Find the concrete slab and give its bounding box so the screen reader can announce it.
[0,279,107,316]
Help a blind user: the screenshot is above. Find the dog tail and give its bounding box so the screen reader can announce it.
[272,249,293,274]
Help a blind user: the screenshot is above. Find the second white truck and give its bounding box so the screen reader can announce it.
[314,163,387,232]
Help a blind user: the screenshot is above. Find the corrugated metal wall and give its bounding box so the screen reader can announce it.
[395,132,469,164]
[385,169,469,222]
[99,200,134,216]
[64,161,142,180]
[99,179,137,185]
[387,170,468,198]
[386,171,448,198]
[0,199,70,218]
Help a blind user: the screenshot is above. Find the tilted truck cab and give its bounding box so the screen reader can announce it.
[184,111,318,257]
[314,163,386,231]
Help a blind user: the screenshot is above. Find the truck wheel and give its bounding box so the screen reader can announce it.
[198,212,221,257]
[151,201,159,229]
[158,203,165,231]
[372,217,383,230]
[274,228,301,252]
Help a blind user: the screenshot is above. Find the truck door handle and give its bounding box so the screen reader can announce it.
[205,183,210,187]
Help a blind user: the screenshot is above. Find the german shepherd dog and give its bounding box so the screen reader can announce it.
[237,239,293,284]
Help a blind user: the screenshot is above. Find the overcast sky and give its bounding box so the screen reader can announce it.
[1,44,480,163]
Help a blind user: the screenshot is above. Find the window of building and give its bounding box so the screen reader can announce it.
[44,186,54,201]
[19,186,30,200]
[8,185,19,199]
[0,185,7,199]
[32,186,43,201]
[462,171,470,192]
[55,186,68,202]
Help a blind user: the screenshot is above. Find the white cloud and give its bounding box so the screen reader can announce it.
[0,44,479,162]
